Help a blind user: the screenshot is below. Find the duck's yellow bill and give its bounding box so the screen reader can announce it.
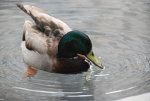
[86,51,104,69]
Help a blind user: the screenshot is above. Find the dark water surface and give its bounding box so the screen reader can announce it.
[0,0,150,101]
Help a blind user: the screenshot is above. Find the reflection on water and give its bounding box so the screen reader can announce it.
[0,0,150,101]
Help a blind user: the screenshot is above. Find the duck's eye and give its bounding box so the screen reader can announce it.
[91,52,94,56]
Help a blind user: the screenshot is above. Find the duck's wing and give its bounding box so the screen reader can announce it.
[23,20,48,54]
[17,4,72,36]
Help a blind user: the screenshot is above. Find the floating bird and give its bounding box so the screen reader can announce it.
[17,4,104,77]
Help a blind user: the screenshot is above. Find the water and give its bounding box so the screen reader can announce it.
[0,0,150,101]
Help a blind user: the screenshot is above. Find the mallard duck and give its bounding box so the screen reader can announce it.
[17,4,104,77]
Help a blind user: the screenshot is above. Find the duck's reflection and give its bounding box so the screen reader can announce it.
[12,71,95,101]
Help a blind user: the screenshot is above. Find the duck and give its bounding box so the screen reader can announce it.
[17,4,104,77]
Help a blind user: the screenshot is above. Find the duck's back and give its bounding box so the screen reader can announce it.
[17,4,72,36]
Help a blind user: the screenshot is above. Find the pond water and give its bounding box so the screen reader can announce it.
[0,0,150,101]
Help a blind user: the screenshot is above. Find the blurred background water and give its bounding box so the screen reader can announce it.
[0,0,150,101]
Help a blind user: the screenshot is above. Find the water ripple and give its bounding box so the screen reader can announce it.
[12,86,83,96]
[106,86,136,95]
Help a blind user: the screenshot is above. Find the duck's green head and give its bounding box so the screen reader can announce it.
[58,30,104,69]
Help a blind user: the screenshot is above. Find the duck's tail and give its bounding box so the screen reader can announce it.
[16,3,72,35]
[16,4,25,12]
[16,3,45,15]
